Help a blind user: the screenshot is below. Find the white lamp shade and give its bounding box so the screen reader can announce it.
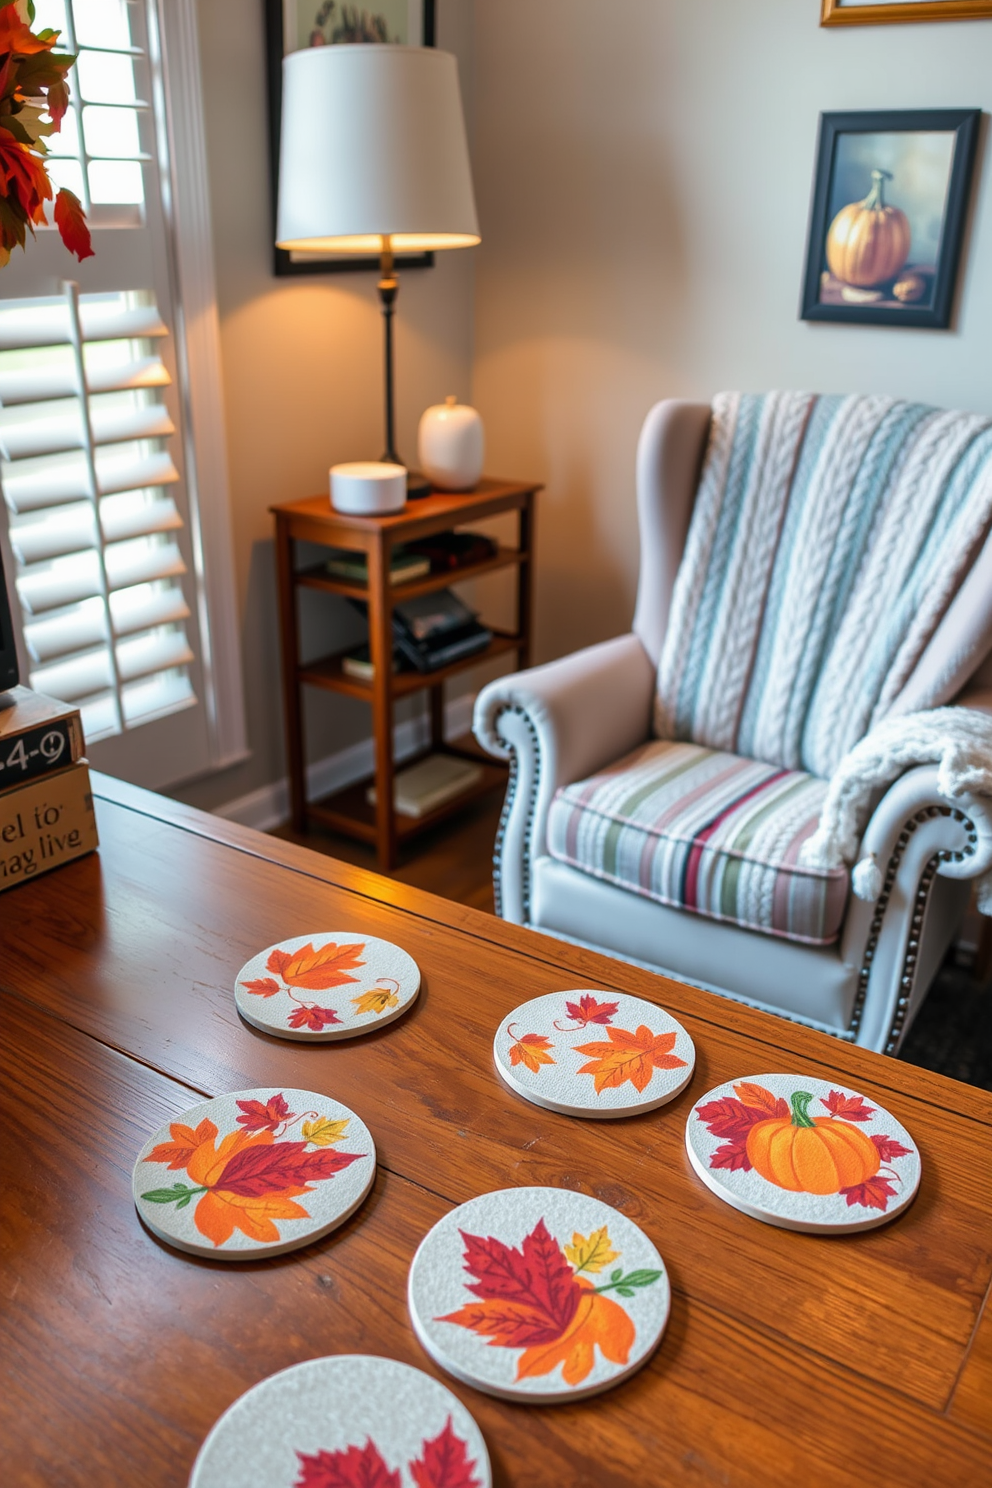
[276,45,480,254]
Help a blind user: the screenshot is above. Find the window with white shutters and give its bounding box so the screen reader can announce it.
[0,281,196,742]
[0,0,246,790]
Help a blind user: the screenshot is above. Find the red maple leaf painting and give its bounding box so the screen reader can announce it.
[409,1417,481,1488]
[216,1141,364,1198]
[236,1094,291,1132]
[821,1089,875,1122]
[296,1439,400,1488]
[841,1174,898,1212]
[288,1004,342,1031]
[240,976,281,998]
[563,994,619,1026]
[449,1218,581,1344]
[696,1091,786,1173]
[871,1133,913,1163]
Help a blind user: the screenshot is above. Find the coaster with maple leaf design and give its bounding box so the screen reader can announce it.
[407,1186,670,1402]
[685,1074,921,1234]
[189,1354,490,1488]
[235,933,420,1042]
[492,990,695,1118]
[132,1088,376,1259]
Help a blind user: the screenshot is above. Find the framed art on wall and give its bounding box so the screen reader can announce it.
[800,109,980,328]
[265,1,437,276]
[821,1,992,24]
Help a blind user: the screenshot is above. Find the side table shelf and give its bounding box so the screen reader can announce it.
[271,479,541,869]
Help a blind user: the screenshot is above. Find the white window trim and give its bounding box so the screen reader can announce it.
[148,0,248,772]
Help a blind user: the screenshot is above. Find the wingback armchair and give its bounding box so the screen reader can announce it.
[474,395,992,1054]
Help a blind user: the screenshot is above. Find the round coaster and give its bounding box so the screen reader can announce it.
[133,1088,376,1259]
[492,989,694,1118]
[189,1355,491,1488]
[685,1073,921,1234]
[235,932,420,1042]
[408,1186,670,1403]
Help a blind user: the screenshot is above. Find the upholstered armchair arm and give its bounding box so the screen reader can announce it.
[473,633,656,922]
[839,764,992,1052]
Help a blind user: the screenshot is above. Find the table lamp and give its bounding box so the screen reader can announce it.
[276,45,480,497]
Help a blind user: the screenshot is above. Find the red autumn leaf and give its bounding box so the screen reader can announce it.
[268,940,366,990]
[288,1003,342,1031]
[409,1417,481,1488]
[236,1093,291,1132]
[709,1137,752,1171]
[840,1174,898,1212]
[696,1096,771,1142]
[241,976,281,998]
[457,1218,580,1339]
[821,1089,875,1122]
[216,1140,363,1198]
[53,187,93,261]
[871,1133,913,1163]
[295,1439,400,1488]
[564,994,619,1026]
[733,1082,788,1117]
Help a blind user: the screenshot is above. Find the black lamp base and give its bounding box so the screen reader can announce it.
[405,469,432,499]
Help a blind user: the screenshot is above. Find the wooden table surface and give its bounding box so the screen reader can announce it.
[1,773,989,1486]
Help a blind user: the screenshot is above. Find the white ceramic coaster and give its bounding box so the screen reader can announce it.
[133,1088,376,1259]
[492,990,694,1118]
[235,933,420,1042]
[408,1187,670,1403]
[189,1355,490,1488]
[685,1073,921,1234]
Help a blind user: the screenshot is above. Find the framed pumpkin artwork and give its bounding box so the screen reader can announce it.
[800,110,980,328]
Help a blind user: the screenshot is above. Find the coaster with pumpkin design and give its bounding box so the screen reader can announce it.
[685,1074,921,1234]
[235,933,420,1042]
[189,1355,490,1488]
[492,990,694,1117]
[407,1186,670,1403]
[133,1088,376,1259]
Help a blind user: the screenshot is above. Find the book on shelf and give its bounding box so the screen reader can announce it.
[325,545,430,586]
[391,590,493,674]
[366,753,484,818]
[405,531,498,572]
[0,685,85,794]
[340,643,408,682]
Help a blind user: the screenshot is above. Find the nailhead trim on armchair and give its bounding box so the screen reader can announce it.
[491,704,540,922]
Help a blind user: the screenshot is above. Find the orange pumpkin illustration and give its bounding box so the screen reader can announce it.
[826,168,911,288]
[746,1090,880,1195]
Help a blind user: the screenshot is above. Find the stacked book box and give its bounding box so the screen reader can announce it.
[0,687,99,894]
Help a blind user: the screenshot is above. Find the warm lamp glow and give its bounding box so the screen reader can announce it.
[280,233,481,254]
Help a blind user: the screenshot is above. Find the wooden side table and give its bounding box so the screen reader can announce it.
[271,478,540,869]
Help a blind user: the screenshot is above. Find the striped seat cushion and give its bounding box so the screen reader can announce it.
[546,740,849,946]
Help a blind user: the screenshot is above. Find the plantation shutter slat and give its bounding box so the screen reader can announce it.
[0,282,197,741]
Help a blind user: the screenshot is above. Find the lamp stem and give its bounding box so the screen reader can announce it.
[378,236,399,464]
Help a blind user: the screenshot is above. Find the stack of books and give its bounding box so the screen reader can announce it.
[391,590,492,673]
[325,545,430,586]
[0,686,99,893]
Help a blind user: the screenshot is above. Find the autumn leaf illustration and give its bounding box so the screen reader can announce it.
[240,976,281,998]
[734,1081,788,1117]
[236,1094,291,1133]
[409,1417,481,1488]
[561,994,619,1027]
[506,1026,555,1074]
[516,1279,634,1387]
[288,1004,342,1032]
[147,1118,218,1170]
[870,1133,913,1163]
[351,986,399,1017]
[267,941,366,991]
[216,1141,363,1198]
[575,1025,686,1094]
[564,1225,620,1276]
[840,1174,898,1212]
[695,1094,784,1172]
[302,1116,350,1147]
[295,1438,400,1488]
[821,1089,875,1122]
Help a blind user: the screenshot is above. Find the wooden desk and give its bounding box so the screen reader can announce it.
[272,479,539,869]
[1,775,990,1487]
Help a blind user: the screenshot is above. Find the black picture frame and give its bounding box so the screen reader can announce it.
[800,109,981,329]
[264,0,437,278]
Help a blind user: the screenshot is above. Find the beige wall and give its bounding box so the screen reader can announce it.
[471,0,992,665]
[180,0,992,812]
[176,0,476,812]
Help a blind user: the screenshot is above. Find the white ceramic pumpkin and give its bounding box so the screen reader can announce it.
[418,396,484,492]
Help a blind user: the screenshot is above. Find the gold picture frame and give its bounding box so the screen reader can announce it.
[822,0,992,24]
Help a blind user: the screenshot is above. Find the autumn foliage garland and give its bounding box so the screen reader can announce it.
[0,0,92,266]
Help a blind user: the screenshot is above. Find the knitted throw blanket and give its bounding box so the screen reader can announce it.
[654,392,992,778]
[799,708,992,913]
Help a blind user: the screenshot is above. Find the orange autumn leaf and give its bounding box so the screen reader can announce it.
[351,985,399,1016]
[146,1117,218,1171]
[52,185,92,257]
[193,1187,311,1247]
[439,1297,564,1351]
[267,940,366,990]
[517,1280,634,1386]
[507,1030,555,1074]
[733,1081,786,1116]
[185,1124,273,1189]
[575,1025,686,1095]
